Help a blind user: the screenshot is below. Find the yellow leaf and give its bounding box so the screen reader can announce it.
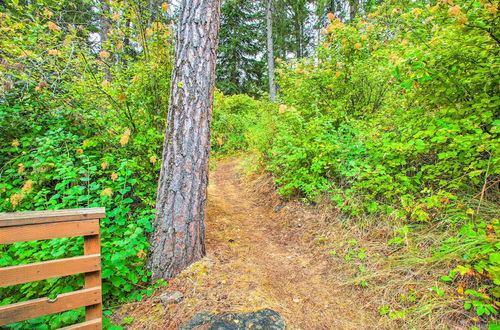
[137,249,147,259]
[111,172,118,181]
[43,8,54,17]
[457,14,468,25]
[47,21,60,31]
[99,50,110,59]
[10,193,24,207]
[485,3,498,14]
[411,8,422,17]
[120,128,131,146]
[448,5,461,17]
[100,188,113,197]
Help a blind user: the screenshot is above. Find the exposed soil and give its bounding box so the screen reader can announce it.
[114,158,380,329]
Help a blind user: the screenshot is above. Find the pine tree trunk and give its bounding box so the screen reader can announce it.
[148,0,221,281]
[266,0,277,102]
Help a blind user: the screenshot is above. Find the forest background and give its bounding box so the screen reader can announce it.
[0,0,498,328]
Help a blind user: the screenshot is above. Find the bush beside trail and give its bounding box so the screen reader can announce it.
[214,0,499,327]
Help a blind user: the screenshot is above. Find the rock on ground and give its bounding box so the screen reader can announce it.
[160,291,184,304]
[181,309,285,330]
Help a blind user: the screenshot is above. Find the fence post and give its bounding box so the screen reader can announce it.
[84,230,102,321]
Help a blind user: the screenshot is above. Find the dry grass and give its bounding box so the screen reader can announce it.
[239,155,490,329]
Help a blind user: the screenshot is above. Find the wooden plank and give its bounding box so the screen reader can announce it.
[0,287,101,326]
[0,220,99,244]
[0,254,100,287]
[0,208,105,227]
[84,233,102,321]
[59,318,102,330]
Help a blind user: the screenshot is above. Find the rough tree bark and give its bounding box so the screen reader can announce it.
[266,0,277,102]
[148,0,222,280]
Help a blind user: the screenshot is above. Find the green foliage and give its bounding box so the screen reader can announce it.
[261,0,499,211]
[439,214,500,318]
[211,92,271,155]
[238,0,499,326]
[0,1,171,327]
[0,99,157,328]
[339,238,369,287]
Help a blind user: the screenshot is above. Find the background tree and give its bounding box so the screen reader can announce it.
[214,0,379,98]
[266,0,277,101]
[216,0,265,96]
[272,0,315,59]
[148,0,222,280]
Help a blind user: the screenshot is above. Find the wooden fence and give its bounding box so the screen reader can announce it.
[0,208,105,329]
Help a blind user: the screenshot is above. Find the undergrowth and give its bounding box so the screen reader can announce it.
[217,0,499,327]
[0,3,171,327]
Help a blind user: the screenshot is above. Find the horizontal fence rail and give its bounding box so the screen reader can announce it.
[0,208,105,329]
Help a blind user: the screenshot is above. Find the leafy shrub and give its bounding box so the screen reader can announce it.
[0,2,171,327]
[212,91,270,155]
[243,0,499,326]
[261,0,499,212]
[0,105,158,326]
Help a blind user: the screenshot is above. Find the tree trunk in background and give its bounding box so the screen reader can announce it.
[349,0,358,21]
[99,0,112,81]
[295,19,302,58]
[266,0,277,102]
[148,0,221,280]
[148,0,159,24]
[99,0,111,41]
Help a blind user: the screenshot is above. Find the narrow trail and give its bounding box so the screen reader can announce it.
[120,159,379,329]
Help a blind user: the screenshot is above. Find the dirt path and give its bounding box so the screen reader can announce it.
[119,159,379,329]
